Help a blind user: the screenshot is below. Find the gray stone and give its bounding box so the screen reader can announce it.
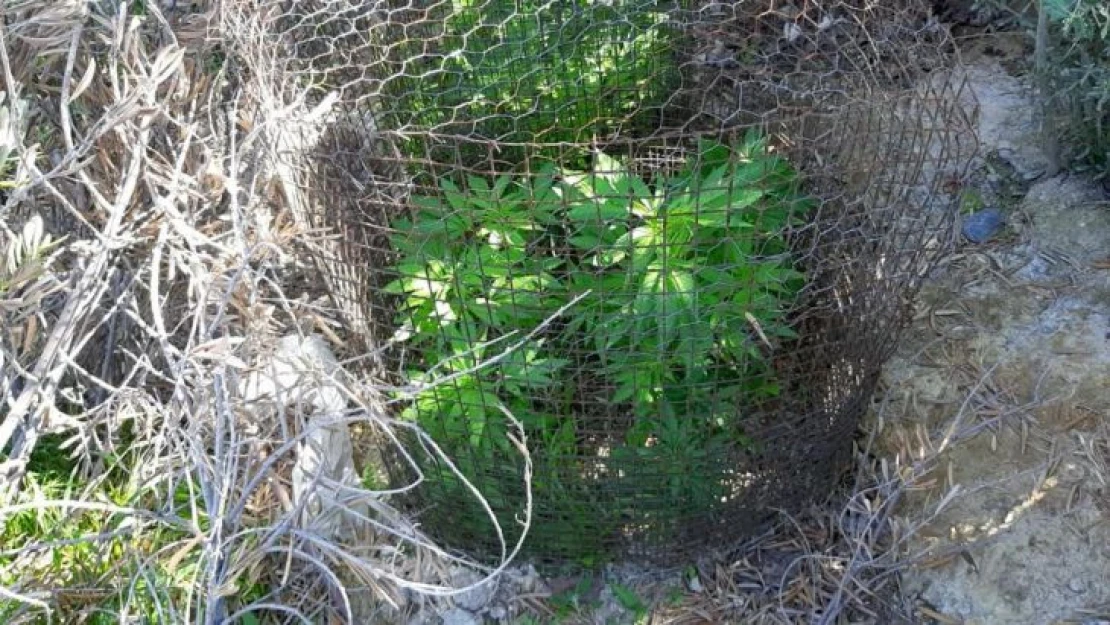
[1069,578,1087,594]
[439,608,479,625]
[451,568,496,612]
[997,147,1045,181]
[686,573,704,593]
[504,564,544,594]
[1022,177,1110,265]
[962,208,1005,243]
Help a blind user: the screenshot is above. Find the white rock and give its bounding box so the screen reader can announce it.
[783,21,803,43]
[687,573,704,593]
[240,334,366,536]
[239,334,345,414]
[439,608,480,625]
[452,568,497,612]
[504,564,544,594]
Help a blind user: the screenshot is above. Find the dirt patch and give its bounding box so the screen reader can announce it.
[881,60,1110,625]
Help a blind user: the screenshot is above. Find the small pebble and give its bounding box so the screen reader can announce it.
[451,569,496,611]
[687,574,704,593]
[962,208,1005,243]
[1021,168,1044,182]
[1069,578,1087,594]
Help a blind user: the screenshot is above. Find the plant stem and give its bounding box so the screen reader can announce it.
[1035,0,1062,177]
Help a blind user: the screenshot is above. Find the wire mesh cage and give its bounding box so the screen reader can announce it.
[234,0,978,565]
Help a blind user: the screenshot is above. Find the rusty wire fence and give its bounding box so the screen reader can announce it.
[223,0,979,565]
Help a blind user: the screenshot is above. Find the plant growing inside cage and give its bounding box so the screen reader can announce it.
[384,131,814,561]
[383,0,678,172]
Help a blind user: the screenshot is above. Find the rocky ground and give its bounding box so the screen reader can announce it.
[884,50,1110,625]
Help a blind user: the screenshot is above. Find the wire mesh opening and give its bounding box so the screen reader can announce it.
[235,0,979,565]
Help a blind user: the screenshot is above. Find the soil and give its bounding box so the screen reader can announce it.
[882,55,1110,625]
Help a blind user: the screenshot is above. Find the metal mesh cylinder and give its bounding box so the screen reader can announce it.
[233,0,978,565]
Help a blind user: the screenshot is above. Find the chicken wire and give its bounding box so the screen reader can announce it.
[226,0,978,565]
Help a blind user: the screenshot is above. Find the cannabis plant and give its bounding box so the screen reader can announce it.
[385,0,677,171]
[386,133,814,561]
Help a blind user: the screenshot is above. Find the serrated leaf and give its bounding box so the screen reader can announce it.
[610,380,635,404]
[491,173,513,197]
[440,185,469,208]
[466,175,490,194]
[593,151,623,177]
[382,279,408,295]
[413,194,447,213]
[566,197,628,222]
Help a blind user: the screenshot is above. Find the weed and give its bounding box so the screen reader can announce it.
[547,574,598,618]
[128,0,149,17]
[959,189,986,215]
[1023,0,1110,176]
[609,582,647,619]
[664,584,685,606]
[1049,0,1110,177]
[386,132,813,561]
[385,0,679,172]
[203,49,227,76]
[0,435,265,621]
[361,464,388,491]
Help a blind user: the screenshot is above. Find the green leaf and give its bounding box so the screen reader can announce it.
[504,354,569,388]
[610,583,647,616]
[595,312,633,351]
[467,175,490,194]
[568,234,601,250]
[386,131,810,531]
[634,269,662,316]
[612,381,637,404]
[491,173,513,197]
[456,387,503,447]
[412,194,448,214]
[691,139,733,173]
[625,171,653,200]
[566,197,629,222]
[1043,0,1074,22]
[593,151,623,176]
[628,233,659,274]
[660,269,696,345]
